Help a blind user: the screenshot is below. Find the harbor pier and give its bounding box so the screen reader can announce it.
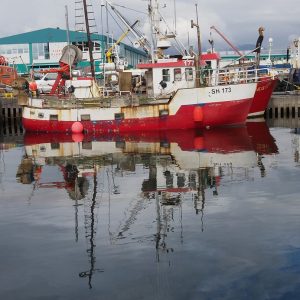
[0,97,23,138]
[265,93,300,128]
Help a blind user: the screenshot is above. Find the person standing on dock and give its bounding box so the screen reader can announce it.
[254,26,265,67]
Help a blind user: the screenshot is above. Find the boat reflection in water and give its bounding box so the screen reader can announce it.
[16,122,278,287]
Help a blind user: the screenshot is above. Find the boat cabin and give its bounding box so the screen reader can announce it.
[137,52,220,98]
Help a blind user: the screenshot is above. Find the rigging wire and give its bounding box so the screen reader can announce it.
[112,4,147,15]
[106,8,136,47]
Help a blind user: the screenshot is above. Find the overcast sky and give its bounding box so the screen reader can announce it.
[1,0,300,51]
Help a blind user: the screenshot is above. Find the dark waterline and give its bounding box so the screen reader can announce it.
[1,123,300,300]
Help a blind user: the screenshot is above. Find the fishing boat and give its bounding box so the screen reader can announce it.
[248,75,278,117]
[21,0,260,133]
[209,26,278,117]
[22,66,258,133]
[184,53,278,118]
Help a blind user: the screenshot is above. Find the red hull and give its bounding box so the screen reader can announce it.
[249,77,278,117]
[23,99,252,133]
[246,121,278,154]
[23,126,253,153]
[23,122,278,155]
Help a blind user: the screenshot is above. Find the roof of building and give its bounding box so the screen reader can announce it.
[0,28,102,44]
[0,28,147,56]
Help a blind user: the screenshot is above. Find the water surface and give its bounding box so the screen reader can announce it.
[1,122,300,300]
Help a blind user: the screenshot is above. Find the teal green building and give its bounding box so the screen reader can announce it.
[0,28,147,74]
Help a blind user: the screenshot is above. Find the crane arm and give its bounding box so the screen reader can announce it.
[105,0,151,53]
[106,20,139,63]
[210,26,243,57]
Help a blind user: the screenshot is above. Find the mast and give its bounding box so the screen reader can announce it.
[148,0,156,62]
[79,167,103,288]
[149,0,168,61]
[191,4,203,87]
[82,0,95,78]
[195,4,202,66]
[65,6,72,79]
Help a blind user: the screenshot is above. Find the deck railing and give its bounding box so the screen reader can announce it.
[201,66,277,86]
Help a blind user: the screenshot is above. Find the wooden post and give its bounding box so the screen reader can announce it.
[82,0,95,79]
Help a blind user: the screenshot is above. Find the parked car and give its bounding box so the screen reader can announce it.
[35,73,58,93]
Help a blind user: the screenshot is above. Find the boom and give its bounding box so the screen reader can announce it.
[210,25,243,57]
[105,0,151,54]
[106,20,139,63]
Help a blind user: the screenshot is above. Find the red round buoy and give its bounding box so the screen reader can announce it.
[72,133,84,143]
[71,122,84,134]
[194,136,204,150]
[193,106,203,122]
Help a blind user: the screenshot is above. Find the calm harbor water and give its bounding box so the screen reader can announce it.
[1,122,300,300]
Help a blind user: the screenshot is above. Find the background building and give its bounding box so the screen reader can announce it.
[0,28,147,74]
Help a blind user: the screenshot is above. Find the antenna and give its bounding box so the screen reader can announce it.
[173,0,177,34]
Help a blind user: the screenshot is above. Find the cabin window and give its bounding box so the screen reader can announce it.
[174,68,182,81]
[185,68,193,81]
[115,141,125,149]
[50,114,58,121]
[115,113,124,120]
[51,143,60,150]
[81,114,91,121]
[162,69,170,82]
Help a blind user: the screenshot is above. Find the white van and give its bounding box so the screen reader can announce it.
[35,73,58,93]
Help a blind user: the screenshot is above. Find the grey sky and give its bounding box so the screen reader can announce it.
[1,0,299,51]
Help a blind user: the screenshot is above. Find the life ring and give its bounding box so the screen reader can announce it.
[0,56,7,65]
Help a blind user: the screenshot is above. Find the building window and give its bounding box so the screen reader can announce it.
[174,68,182,81]
[0,44,29,56]
[74,41,90,52]
[93,42,101,52]
[162,69,170,82]
[185,68,193,81]
[32,43,50,60]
